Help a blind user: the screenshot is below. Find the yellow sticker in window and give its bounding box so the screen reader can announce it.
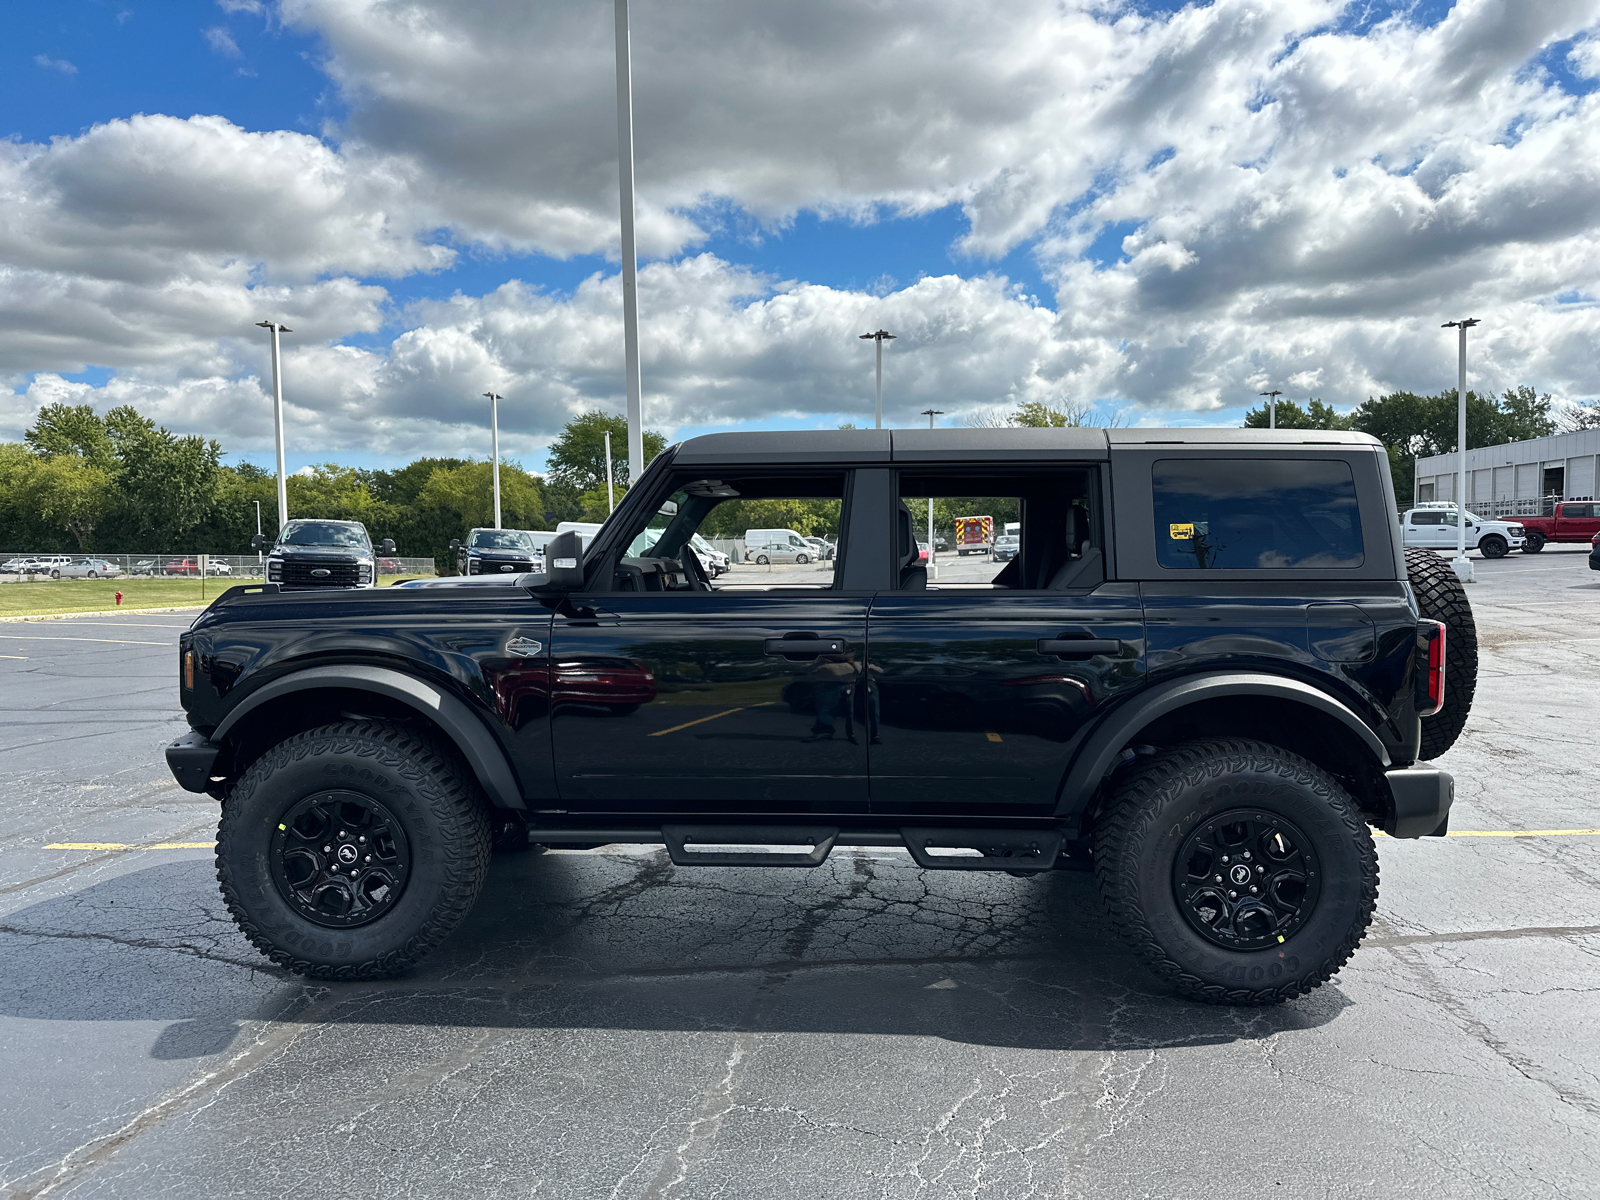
[1169,523,1194,540]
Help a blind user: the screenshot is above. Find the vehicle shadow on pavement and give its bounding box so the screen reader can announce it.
[0,851,1349,1059]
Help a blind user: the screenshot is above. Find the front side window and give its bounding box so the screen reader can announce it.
[1153,459,1363,570]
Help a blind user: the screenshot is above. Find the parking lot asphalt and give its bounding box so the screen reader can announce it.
[1,549,1597,1198]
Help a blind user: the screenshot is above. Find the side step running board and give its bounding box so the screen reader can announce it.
[662,825,838,868]
[901,827,1064,872]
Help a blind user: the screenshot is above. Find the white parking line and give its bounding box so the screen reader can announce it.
[0,635,172,646]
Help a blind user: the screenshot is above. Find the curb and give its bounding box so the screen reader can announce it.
[0,605,209,624]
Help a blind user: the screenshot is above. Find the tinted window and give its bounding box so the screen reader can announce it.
[1564,503,1594,518]
[1410,511,1443,526]
[1154,459,1363,570]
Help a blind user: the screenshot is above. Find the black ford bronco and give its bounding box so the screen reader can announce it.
[167,429,1473,1005]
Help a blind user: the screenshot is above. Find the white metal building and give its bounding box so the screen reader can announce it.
[1413,428,1600,517]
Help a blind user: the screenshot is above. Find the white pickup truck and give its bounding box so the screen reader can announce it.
[1401,504,1526,559]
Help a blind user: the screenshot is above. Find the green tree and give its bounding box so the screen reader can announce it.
[24,403,116,467]
[1241,399,1352,430]
[12,455,114,550]
[545,412,667,491]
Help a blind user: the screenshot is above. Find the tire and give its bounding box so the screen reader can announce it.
[796,553,810,565]
[756,554,770,565]
[1479,535,1507,559]
[1094,738,1378,1006]
[216,720,492,979]
[1524,534,1546,553]
[87,571,99,579]
[1405,547,1478,760]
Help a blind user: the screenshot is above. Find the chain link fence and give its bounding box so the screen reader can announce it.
[0,552,437,582]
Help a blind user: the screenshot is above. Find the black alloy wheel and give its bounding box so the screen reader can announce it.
[1095,737,1377,1006]
[1172,811,1321,950]
[1479,535,1507,559]
[269,790,410,927]
[1524,533,1546,553]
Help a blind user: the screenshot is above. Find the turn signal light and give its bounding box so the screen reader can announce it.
[183,649,195,690]
[1417,621,1446,716]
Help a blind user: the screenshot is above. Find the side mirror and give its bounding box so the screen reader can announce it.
[380,538,396,554]
[250,534,268,552]
[541,530,585,590]
[448,539,460,551]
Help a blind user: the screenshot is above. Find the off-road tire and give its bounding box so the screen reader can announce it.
[1094,738,1378,1006]
[1479,535,1507,559]
[1523,533,1546,553]
[1405,547,1477,760]
[216,720,492,979]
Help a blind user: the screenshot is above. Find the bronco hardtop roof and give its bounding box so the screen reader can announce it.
[669,426,1380,466]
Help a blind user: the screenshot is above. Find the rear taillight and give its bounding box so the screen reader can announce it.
[1416,620,1446,716]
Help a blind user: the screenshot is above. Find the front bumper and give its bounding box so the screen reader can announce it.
[1383,765,1454,838]
[166,730,221,793]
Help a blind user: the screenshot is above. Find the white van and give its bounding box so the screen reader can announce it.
[743,528,814,565]
[555,521,604,554]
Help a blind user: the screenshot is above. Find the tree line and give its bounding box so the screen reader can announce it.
[0,404,666,570]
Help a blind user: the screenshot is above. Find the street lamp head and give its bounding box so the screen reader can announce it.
[256,321,292,333]
[1442,318,1481,329]
[483,391,502,401]
[859,330,897,341]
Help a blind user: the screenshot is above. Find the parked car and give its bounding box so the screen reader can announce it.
[744,528,813,565]
[163,558,229,577]
[916,541,929,562]
[1401,505,1524,558]
[377,557,403,574]
[58,559,123,579]
[131,559,160,577]
[169,427,1459,1007]
[1590,529,1600,572]
[11,555,72,575]
[803,536,835,562]
[451,528,541,577]
[1515,501,1600,553]
[993,534,1020,562]
[254,520,391,589]
[2,557,30,573]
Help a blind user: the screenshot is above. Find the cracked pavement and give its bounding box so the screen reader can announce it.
[1,554,1598,1198]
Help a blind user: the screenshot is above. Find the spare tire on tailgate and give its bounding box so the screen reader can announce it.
[1405,547,1478,760]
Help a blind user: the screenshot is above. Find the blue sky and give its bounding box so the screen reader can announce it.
[4,0,1597,472]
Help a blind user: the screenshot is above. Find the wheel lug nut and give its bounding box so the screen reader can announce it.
[359,836,366,843]
[1257,866,1265,874]
[364,855,371,862]
[1214,875,1223,883]
[1243,851,1252,860]
[1229,890,1238,898]
[323,845,331,853]
[1250,886,1258,894]
[1221,856,1230,864]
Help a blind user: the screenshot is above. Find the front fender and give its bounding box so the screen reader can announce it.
[212,664,524,809]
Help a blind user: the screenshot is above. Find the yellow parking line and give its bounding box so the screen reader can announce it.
[1375,829,1600,839]
[44,842,213,850]
[985,731,1003,743]
[0,635,171,646]
[648,702,773,737]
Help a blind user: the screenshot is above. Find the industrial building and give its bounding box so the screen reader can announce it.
[1413,427,1600,517]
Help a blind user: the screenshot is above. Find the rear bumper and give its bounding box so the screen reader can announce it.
[1383,765,1454,838]
[166,730,221,793]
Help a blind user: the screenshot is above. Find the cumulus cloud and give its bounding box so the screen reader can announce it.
[4,0,1600,460]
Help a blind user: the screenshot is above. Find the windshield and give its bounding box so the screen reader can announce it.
[469,530,534,550]
[996,535,1019,547]
[278,521,370,549]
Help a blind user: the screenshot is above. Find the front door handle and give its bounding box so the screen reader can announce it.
[764,636,845,658]
[1037,637,1122,659]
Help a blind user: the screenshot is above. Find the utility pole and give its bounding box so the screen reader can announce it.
[255,321,291,530]
[860,330,897,429]
[1442,318,1481,583]
[484,392,503,529]
[614,0,645,488]
[1258,389,1283,429]
[922,408,943,577]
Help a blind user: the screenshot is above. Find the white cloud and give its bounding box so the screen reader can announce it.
[203,26,243,59]
[5,0,1600,462]
[34,55,77,76]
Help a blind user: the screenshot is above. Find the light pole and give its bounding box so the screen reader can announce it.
[922,408,943,576]
[1258,389,1282,429]
[614,0,645,489]
[860,330,897,429]
[253,500,262,563]
[604,431,615,514]
[255,320,291,530]
[483,391,503,529]
[1442,318,1481,583]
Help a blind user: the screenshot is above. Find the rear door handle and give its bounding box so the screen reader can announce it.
[1037,637,1122,659]
[764,636,845,658]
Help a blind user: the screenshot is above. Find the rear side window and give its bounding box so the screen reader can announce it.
[1410,511,1443,526]
[1153,459,1364,570]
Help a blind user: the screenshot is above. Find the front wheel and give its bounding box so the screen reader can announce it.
[1479,535,1507,559]
[50,570,60,579]
[796,552,810,565]
[1523,534,1546,553]
[87,571,99,579]
[1094,738,1378,1005]
[216,720,491,979]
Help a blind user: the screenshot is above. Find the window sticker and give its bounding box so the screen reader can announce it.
[1169,523,1193,540]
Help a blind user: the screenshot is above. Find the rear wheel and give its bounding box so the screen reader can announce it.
[755,554,770,565]
[216,720,491,979]
[1479,535,1507,559]
[50,570,60,579]
[1405,547,1477,760]
[1094,738,1378,1005]
[1523,533,1546,553]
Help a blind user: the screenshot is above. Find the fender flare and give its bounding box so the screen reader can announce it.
[1056,672,1391,816]
[213,664,525,809]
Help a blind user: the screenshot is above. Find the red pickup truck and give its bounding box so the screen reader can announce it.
[1517,501,1600,552]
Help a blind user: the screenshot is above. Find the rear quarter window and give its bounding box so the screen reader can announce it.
[1153,459,1364,570]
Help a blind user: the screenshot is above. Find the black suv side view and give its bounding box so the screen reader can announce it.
[169,429,1472,1005]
